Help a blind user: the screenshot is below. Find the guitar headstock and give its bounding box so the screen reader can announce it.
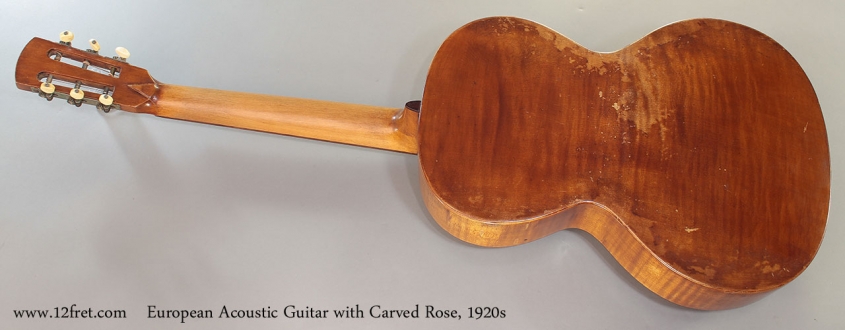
[15,31,159,113]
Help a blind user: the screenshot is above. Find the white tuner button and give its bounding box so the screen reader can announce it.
[98,94,113,106]
[89,39,101,52]
[69,88,84,100]
[60,31,74,43]
[40,82,56,94]
[115,47,130,60]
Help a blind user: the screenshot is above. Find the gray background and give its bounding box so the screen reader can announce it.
[1,1,842,329]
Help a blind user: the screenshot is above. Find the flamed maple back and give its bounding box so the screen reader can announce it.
[419,18,829,309]
[15,17,829,310]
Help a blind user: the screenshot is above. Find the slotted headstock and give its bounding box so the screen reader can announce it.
[15,33,158,113]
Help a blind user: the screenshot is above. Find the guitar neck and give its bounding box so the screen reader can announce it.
[142,84,419,154]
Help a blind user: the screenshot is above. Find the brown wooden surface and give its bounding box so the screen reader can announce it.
[14,38,419,154]
[15,37,157,109]
[145,85,419,153]
[15,17,829,310]
[418,17,829,309]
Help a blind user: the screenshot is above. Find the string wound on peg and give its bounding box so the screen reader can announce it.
[19,36,133,113]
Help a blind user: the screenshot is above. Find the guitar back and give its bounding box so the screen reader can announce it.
[418,17,829,309]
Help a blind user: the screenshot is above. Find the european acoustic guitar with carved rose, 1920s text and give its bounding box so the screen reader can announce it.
[15,17,829,310]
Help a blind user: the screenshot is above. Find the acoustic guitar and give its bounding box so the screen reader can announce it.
[15,17,829,310]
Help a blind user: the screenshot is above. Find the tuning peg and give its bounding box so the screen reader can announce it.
[87,39,100,53]
[38,75,56,101]
[59,30,74,45]
[114,47,130,62]
[97,91,114,113]
[39,83,55,101]
[67,82,84,107]
[39,82,55,94]
[68,89,84,107]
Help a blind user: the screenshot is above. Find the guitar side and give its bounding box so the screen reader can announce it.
[13,16,829,311]
[418,17,829,310]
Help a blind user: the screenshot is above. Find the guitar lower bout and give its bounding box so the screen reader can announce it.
[420,173,768,309]
[417,17,828,310]
[14,14,828,311]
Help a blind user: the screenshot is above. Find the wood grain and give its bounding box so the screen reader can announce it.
[14,37,157,110]
[144,85,418,153]
[418,17,829,309]
[15,17,829,310]
[14,38,418,153]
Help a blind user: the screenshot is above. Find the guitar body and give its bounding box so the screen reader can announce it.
[418,18,829,309]
[14,17,829,310]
